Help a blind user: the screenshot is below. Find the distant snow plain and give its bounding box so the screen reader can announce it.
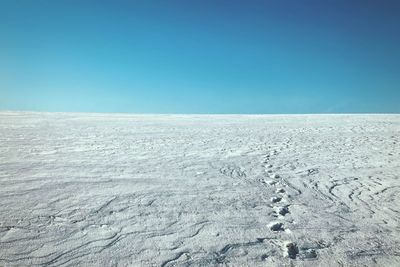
[0,112,399,266]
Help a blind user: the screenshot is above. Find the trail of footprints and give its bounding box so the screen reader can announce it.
[261,143,316,261]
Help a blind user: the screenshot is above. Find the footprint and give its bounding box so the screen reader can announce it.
[284,241,299,259]
[301,248,317,259]
[265,180,277,186]
[276,188,285,194]
[268,222,284,231]
[271,196,282,203]
[270,173,280,179]
[274,206,289,216]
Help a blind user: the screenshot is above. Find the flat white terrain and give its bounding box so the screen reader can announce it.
[0,112,399,266]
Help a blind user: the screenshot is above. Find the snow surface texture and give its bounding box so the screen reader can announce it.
[0,112,399,266]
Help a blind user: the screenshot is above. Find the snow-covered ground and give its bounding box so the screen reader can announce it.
[0,112,399,266]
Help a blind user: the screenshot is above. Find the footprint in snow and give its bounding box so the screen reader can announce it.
[284,242,299,259]
[276,188,285,194]
[301,248,318,259]
[268,222,284,231]
[265,180,277,185]
[271,196,282,203]
[274,206,289,216]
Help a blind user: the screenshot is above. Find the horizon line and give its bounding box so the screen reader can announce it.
[1,109,399,116]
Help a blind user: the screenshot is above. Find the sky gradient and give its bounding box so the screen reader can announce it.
[1,0,399,114]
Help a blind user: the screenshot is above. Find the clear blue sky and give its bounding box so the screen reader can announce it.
[1,0,399,113]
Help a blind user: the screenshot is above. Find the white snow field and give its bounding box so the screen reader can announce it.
[0,112,399,267]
